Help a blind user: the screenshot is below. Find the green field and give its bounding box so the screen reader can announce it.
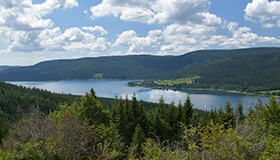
[155,76,201,86]
[259,90,280,94]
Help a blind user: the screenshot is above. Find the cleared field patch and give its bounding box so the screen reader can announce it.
[155,76,201,86]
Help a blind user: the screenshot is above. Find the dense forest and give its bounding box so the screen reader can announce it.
[1,47,280,94]
[1,81,280,159]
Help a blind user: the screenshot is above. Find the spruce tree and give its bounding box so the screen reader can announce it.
[157,96,166,120]
[209,105,218,124]
[128,124,145,158]
[79,89,111,126]
[183,95,193,127]
[0,107,6,145]
[177,100,183,123]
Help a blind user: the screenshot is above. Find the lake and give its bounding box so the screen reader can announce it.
[8,80,273,111]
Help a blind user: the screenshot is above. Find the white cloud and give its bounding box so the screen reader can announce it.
[220,22,280,47]
[113,22,227,54]
[90,0,222,26]
[245,0,280,28]
[113,30,162,52]
[1,26,110,53]
[0,0,78,31]
[39,27,110,53]
[82,26,108,35]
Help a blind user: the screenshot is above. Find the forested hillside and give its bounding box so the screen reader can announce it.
[0,66,13,72]
[192,52,280,92]
[1,47,280,81]
[1,80,280,159]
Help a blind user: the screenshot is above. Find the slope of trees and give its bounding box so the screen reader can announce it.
[1,47,280,81]
[1,83,280,159]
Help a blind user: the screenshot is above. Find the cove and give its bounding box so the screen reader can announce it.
[8,80,273,111]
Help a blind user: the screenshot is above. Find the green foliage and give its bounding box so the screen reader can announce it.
[128,124,146,159]
[3,47,280,94]
[0,107,7,145]
[141,138,189,160]
[1,104,97,159]
[3,83,280,159]
[0,81,80,121]
[78,89,111,126]
[185,121,251,159]
[183,95,193,127]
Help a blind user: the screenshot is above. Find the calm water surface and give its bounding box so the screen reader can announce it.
[9,80,273,111]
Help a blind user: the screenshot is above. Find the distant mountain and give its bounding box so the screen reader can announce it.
[1,47,280,92]
[0,66,17,72]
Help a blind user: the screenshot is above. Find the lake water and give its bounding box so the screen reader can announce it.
[8,80,273,111]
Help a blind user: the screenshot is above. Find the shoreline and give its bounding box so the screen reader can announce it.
[127,83,279,98]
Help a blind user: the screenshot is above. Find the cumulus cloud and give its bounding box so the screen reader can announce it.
[82,26,108,35]
[113,22,227,54]
[1,26,110,53]
[113,30,163,52]
[0,0,78,30]
[90,0,222,26]
[0,0,110,54]
[245,0,280,28]
[39,27,110,53]
[220,22,280,47]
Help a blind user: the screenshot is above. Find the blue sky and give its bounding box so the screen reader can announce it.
[1,0,280,65]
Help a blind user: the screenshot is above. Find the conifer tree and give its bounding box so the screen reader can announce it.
[209,105,218,124]
[0,107,6,145]
[157,96,166,120]
[177,100,183,123]
[223,100,235,129]
[79,89,111,126]
[129,124,145,159]
[183,95,193,127]
[235,100,245,127]
[153,112,165,141]
[167,101,180,140]
[137,100,149,137]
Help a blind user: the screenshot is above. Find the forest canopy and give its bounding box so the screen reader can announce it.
[0,81,280,159]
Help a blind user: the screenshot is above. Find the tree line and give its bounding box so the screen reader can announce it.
[1,85,280,159]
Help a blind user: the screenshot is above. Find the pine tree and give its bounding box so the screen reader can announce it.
[177,100,183,123]
[209,105,218,124]
[137,100,149,137]
[157,96,166,120]
[235,100,245,127]
[0,107,6,145]
[79,89,111,126]
[167,101,180,140]
[183,95,193,127]
[128,124,145,159]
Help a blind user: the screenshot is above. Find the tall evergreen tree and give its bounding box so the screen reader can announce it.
[157,96,166,120]
[167,101,180,140]
[137,100,149,137]
[177,100,183,123]
[128,124,145,159]
[183,95,193,127]
[78,89,111,126]
[235,100,245,127]
[0,107,6,145]
[209,105,218,124]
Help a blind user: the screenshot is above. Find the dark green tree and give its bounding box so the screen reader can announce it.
[128,124,145,159]
[177,101,183,123]
[167,101,180,140]
[157,96,166,120]
[0,107,7,145]
[78,89,111,126]
[183,95,193,127]
[209,105,218,124]
[235,100,245,126]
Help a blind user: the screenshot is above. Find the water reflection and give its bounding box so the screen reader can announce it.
[8,80,273,111]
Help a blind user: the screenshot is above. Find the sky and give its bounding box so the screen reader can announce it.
[1,0,280,65]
